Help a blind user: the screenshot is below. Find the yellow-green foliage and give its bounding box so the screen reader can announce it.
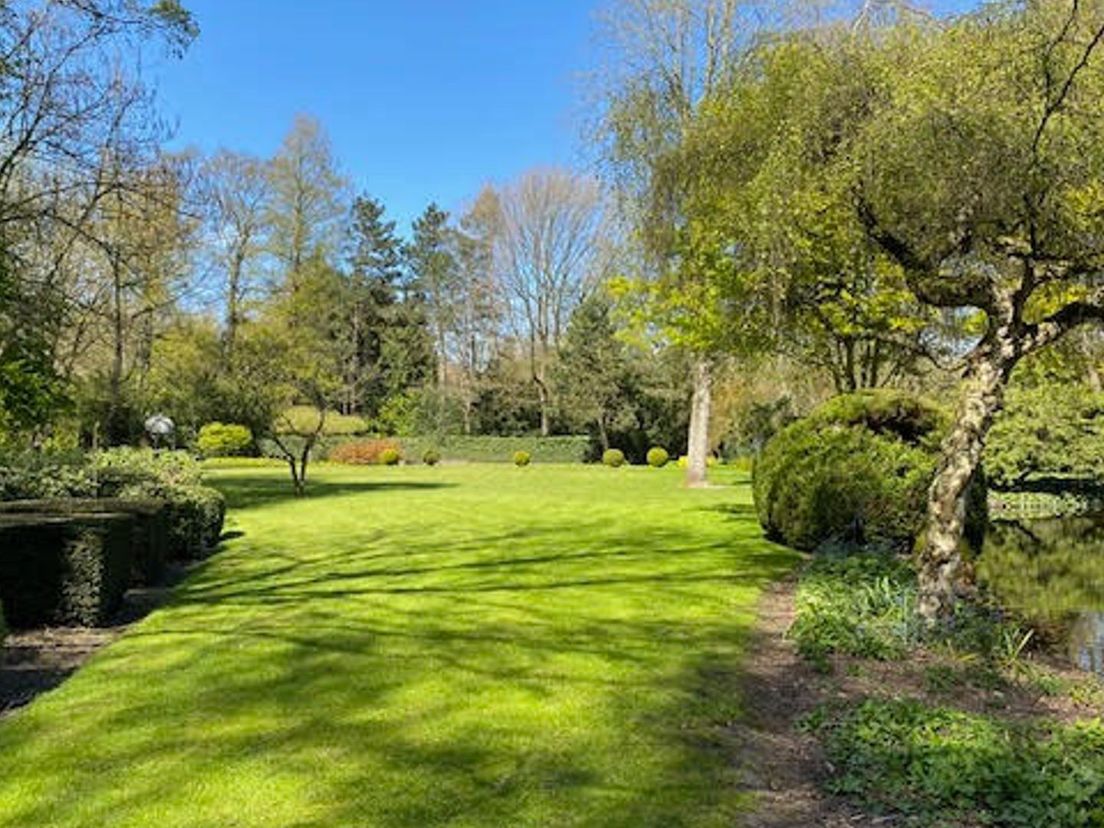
[513,450,531,466]
[646,447,669,468]
[276,406,369,437]
[602,448,626,467]
[196,422,253,457]
[753,390,968,551]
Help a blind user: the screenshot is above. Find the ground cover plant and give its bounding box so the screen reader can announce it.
[0,463,795,827]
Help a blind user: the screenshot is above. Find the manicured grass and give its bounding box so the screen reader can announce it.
[0,464,795,827]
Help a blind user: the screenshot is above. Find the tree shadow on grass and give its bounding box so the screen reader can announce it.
[0,500,797,827]
[212,475,456,511]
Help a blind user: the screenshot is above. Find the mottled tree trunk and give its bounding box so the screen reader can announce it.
[685,356,712,488]
[918,343,1013,620]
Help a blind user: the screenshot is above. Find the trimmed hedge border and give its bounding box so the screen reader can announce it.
[0,512,134,628]
[0,499,169,586]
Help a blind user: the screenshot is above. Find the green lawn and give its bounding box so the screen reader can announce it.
[0,463,795,827]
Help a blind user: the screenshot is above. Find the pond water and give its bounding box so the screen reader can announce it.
[979,516,1104,676]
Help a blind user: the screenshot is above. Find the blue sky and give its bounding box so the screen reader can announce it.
[153,1,977,236]
[154,1,598,235]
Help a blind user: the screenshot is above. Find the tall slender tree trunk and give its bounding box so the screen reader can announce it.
[918,341,1014,620]
[685,356,712,488]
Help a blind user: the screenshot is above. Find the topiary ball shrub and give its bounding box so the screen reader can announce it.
[196,422,253,458]
[513,450,531,467]
[379,448,402,466]
[647,447,670,468]
[753,389,985,552]
[602,448,626,468]
[677,455,689,469]
[422,448,442,466]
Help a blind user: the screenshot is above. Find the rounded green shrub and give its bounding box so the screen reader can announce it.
[647,447,670,468]
[602,448,626,468]
[513,450,531,467]
[753,390,984,552]
[379,448,402,466]
[422,448,442,466]
[196,422,253,458]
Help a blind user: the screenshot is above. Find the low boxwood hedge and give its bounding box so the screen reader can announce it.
[0,512,135,627]
[0,498,170,585]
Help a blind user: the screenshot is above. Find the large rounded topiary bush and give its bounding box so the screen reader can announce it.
[753,390,985,551]
[602,448,626,468]
[647,447,669,468]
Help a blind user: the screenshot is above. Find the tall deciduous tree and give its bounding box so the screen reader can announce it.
[495,169,606,436]
[267,115,348,292]
[201,150,271,362]
[591,0,768,486]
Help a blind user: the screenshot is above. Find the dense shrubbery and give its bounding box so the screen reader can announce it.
[754,390,984,551]
[329,439,402,465]
[811,698,1104,827]
[985,383,1104,490]
[379,448,401,466]
[646,447,669,468]
[0,448,224,561]
[513,450,531,467]
[602,448,626,467]
[422,448,441,466]
[196,422,253,457]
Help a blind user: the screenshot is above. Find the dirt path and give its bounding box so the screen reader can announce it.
[733,579,883,828]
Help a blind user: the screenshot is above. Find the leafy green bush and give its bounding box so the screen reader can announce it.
[422,448,442,466]
[646,447,669,468]
[0,512,134,627]
[812,698,1104,827]
[90,448,202,496]
[379,448,401,466]
[602,448,626,467]
[196,422,253,457]
[986,383,1104,490]
[0,450,96,500]
[513,450,531,467]
[753,390,984,551]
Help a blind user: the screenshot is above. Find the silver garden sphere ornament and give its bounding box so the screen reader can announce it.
[144,414,176,449]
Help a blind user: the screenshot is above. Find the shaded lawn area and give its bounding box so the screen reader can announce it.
[0,464,796,827]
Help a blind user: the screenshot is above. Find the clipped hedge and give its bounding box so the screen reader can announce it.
[270,434,591,465]
[753,390,985,551]
[156,485,225,560]
[0,498,170,585]
[0,512,134,627]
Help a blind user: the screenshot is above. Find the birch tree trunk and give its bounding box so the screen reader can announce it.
[685,356,712,488]
[917,343,1013,620]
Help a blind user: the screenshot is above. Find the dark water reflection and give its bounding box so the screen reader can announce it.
[979,516,1104,676]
